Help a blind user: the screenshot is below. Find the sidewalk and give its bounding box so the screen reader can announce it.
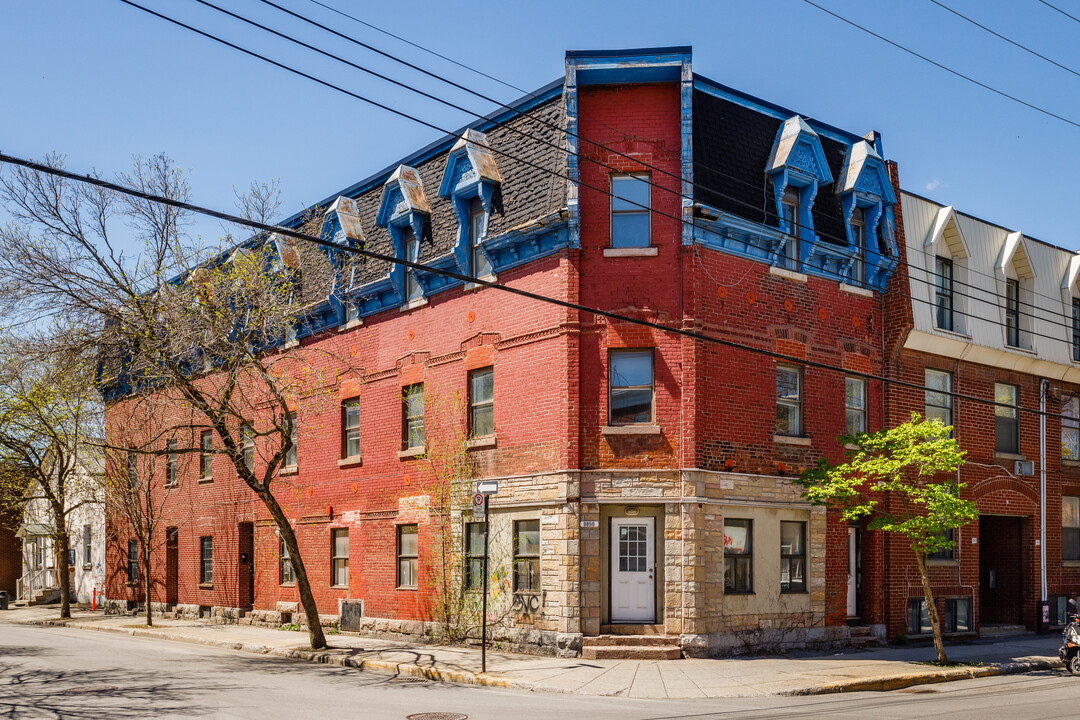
[2,605,1065,698]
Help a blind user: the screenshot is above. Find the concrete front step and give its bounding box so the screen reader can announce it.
[583,634,678,647]
[581,644,682,660]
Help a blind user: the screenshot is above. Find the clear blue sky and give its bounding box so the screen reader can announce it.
[3,0,1078,249]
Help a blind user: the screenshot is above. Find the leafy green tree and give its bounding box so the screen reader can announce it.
[798,413,974,664]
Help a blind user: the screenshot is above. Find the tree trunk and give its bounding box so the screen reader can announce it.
[262,490,326,649]
[915,549,948,664]
[143,544,153,627]
[52,504,71,619]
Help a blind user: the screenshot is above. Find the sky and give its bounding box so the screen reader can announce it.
[2,0,1079,251]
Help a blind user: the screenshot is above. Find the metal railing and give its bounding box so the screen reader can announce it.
[15,568,60,601]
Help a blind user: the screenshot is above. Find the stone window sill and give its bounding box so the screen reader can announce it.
[337,457,362,469]
[1004,343,1037,356]
[280,465,299,477]
[1063,459,1080,468]
[83,564,92,571]
[464,274,498,292]
[602,424,661,436]
[465,435,497,450]
[993,452,1025,461]
[330,585,348,590]
[604,246,657,258]
[198,476,213,484]
[774,434,812,446]
[338,318,362,332]
[399,297,429,312]
[769,265,807,283]
[198,583,213,590]
[283,340,299,350]
[279,582,295,588]
[397,586,418,591]
[1062,560,1080,568]
[397,447,425,459]
[932,327,972,342]
[165,482,179,489]
[926,559,959,567]
[839,283,873,298]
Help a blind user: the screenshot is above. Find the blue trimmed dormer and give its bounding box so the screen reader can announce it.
[322,196,365,323]
[836,140,898,289]
[376,165,431,306]
[439,129,502,280]
[765,116,833,270]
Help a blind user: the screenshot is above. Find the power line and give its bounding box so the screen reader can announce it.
[929,0,1080,79]
[115,0,1080,342]
[1040,0,1080,25]
[0,149,1066,420]
[306,0,530,96]
[802,0,1080,130]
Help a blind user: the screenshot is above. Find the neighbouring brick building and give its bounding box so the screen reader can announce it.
[875,190,1080,641]
[105,47,905,656]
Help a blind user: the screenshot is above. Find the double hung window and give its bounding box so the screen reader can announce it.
[342,400,361,459]
[924,369,953,428]
[1063,397,1079,461]
[127,539,138,584]
[610,174,650,248]
[850,207,865,285]
[780,521,806,592]
[331,529,349,587]
[776,365,802,436]
[200,431,213,479]
[166,440,178,486]
[935,257,954,331]
[994,383,1019,454]
[609,350,654,424]
[464,522,484,590]
[468,368,494,438]
[403,384,425,449]
[845,377,866,436]
[723,518,752,593]
[397,525,418,588]
[404,228,423,303]
[1005,278,1020,347]
[469,197,492,278]
[780,187,801,268]
[1064,496,1080,562]
[284,412,297,468]
[513,520,540,594]
[199,537,213,585]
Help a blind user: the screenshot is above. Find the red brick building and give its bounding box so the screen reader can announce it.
[873,190,1080,641]
[105,47,904,656]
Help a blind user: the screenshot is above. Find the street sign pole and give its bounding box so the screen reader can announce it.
[481,493,490,674]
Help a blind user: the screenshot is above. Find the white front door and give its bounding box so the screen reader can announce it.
[611,517,655,623]
[846,527,858,618]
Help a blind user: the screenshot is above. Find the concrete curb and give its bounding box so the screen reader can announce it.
[782,658,1064,695]
[27,619,524,691]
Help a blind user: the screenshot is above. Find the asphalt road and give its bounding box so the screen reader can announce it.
[4,620,1080,719]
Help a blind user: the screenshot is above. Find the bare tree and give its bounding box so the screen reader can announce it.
[0,155,356,649]
[99,392,195,628]
[0,338,102,618]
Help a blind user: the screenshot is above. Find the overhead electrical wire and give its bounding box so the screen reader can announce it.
[802,0,1080,130]
[138,0,1080,334]
[103,0,1080,349]
[0,148,1064,422]
[929,0,1080,79]
[1039,0,1080,25]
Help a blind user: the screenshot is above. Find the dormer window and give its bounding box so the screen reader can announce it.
[376,165,431,307]
[469,197,492,278]
[781,187,800,268]
[611,174,651,248]
[1006,278,1020,347]
[850,207,866,285]
[439,129,501,282]
[935,256,954,332]
[404,227,423,303]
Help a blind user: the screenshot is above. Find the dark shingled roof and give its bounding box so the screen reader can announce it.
[351,96,567,285]
[692,90,851,247]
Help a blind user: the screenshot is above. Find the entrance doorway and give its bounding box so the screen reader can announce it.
[979,515,1024,625]
[846,526,861,619]
[610,517,655,624]
[165,527,178,606]
[238,522,254,610]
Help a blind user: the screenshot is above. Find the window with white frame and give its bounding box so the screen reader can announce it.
[331,528,349,587]
[284,411,297,468]
[200,431,213,479]
[513,519,540,594]
[468,367,494,438]
[82,525,92,566]
[403,227,423,303]
[610,174,650,248]
[469,197,492,278]
[166,439,178,486]
[1005,278,1020,348]
[935,256,954,332]
[995,383,1019,454]
[723,518,752,593]
[924,369,953,428]
[776,365,802,436]
[199,536,213,585]
[1063,496,1080,561]
[342,399,361,459]
[845,377,866,437]
[1063,397,1079,461]
[403,384,425,449]
[780,187,801,269]
[242,425,254,471]
[849,207,865,285]
[397,524,418,588]
[780,521,806,592]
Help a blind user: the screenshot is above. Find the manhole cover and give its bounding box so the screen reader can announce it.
[406,714,468,720]
[62,685,119,695]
